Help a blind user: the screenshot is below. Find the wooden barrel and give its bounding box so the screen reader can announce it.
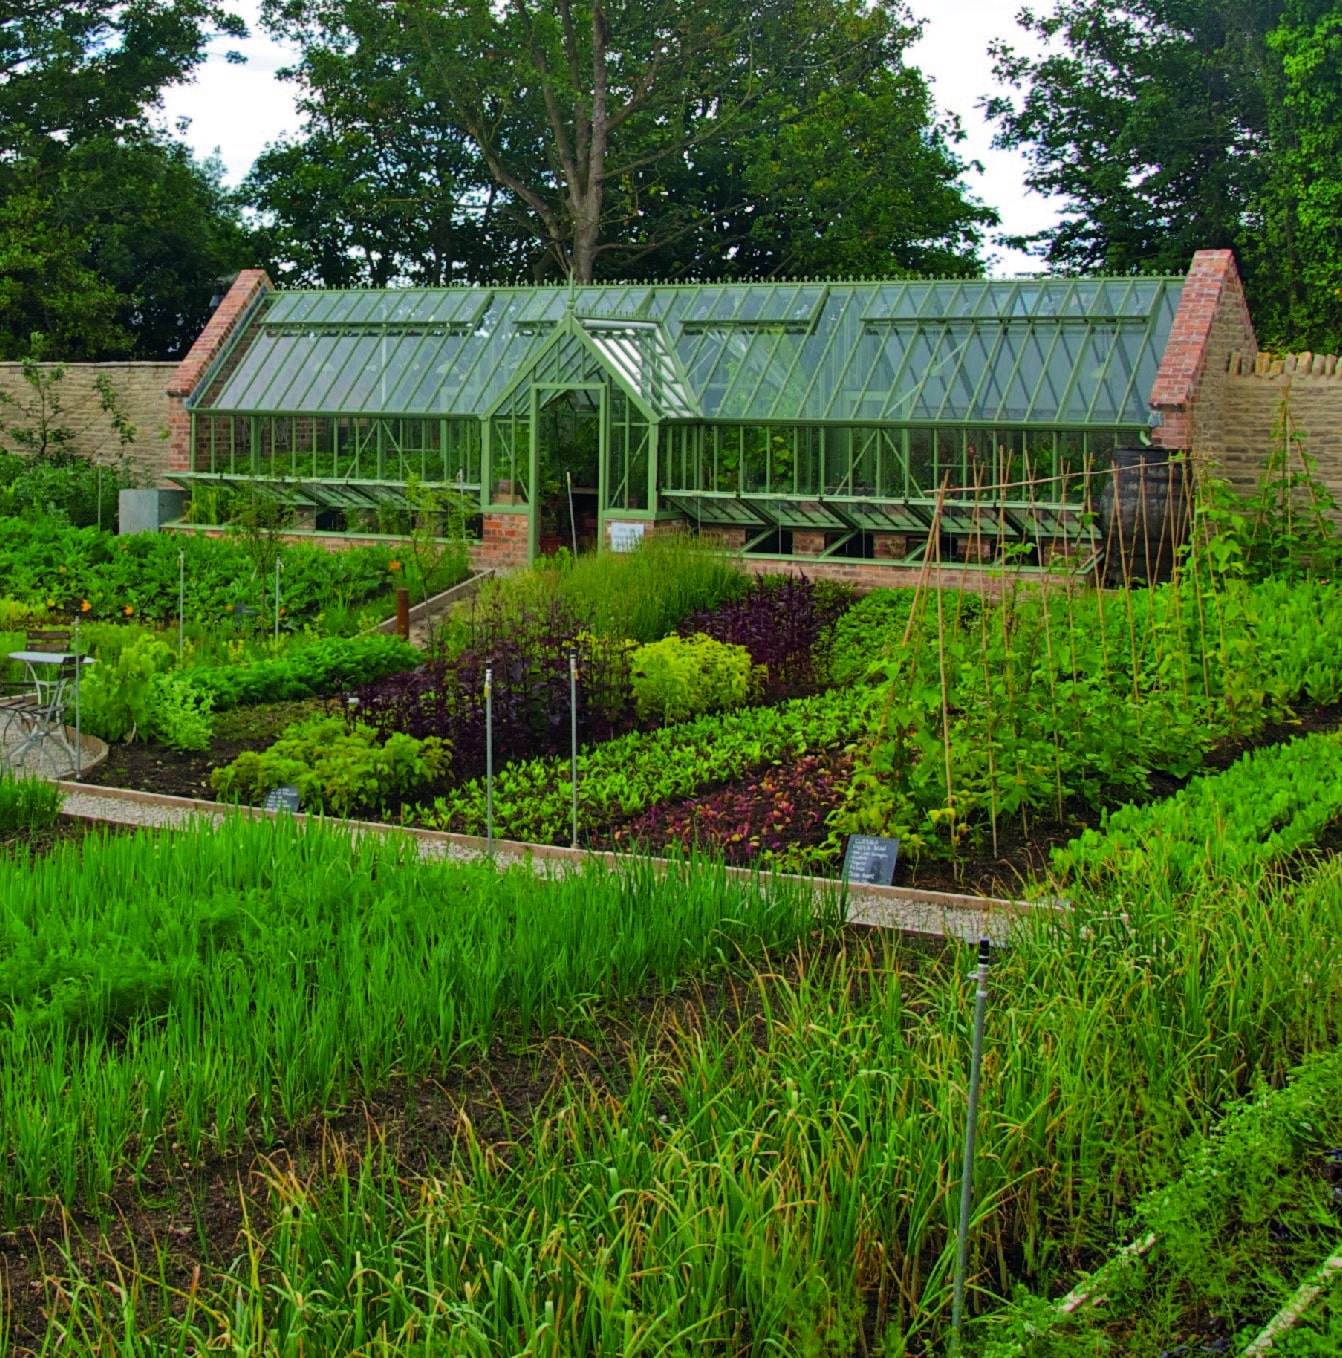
[1097,447,1189,585]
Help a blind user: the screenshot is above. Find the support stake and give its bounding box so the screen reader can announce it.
[73,614,82,781]
[566,469,579,557]
[569,646,579,849]
[274,558,283,645]
[484,663,494,852]
[951,937,992,1352]
[178,550,185,658]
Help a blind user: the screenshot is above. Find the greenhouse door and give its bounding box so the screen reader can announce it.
[532,384,604,558]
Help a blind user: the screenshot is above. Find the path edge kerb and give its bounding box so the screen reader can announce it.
[55,780,1056,942]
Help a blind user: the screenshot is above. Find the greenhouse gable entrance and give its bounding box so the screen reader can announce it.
[535,385,602,556]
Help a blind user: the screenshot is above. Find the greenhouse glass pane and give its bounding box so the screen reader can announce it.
[996,328,1051,420]
[906,324,969,420]
[908,428,935,494]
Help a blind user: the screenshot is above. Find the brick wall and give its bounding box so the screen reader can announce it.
[166,269,273,476]
[0,362,176,484]
[476,512,530,569]
[1150,249,1258,458]
[1215,352,1342,508]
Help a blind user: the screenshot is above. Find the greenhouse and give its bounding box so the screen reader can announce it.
[177,274,1184,567]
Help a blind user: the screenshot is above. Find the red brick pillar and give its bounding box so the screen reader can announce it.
[165,269,273,475]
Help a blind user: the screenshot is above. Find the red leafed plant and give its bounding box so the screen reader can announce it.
[612,750,852,871]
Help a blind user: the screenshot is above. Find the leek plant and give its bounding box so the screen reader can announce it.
[0,815,826,1228]
[20,850,1342,1355]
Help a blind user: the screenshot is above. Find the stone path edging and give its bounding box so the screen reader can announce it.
[55,780,1055,944]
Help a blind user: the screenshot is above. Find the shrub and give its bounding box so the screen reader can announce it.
[212,715,451,817]
[0,774,62,833]
[357,596,638,781]
[629,633,755,723]
[78,633,177,744]
[143,672,214,752]
[187,635,420,711]
[678,573,853,700]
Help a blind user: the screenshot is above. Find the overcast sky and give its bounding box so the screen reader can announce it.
[158,0,1062,277]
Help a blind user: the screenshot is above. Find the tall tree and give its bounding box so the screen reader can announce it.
[987,0,1342,350]
[257,0,995,283]
[0,0,253,359]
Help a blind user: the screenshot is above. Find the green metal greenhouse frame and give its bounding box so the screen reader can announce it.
[178,275,1183,565]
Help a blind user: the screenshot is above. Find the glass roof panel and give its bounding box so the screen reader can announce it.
[197,276,1183,425]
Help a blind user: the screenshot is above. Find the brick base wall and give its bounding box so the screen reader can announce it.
[476,512,530,569]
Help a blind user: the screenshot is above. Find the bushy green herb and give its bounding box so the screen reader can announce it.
[212,715,450,816]
[77,632,176,744]
[629,631,755,723]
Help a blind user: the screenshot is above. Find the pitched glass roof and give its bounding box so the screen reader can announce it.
[196,276,1182,426]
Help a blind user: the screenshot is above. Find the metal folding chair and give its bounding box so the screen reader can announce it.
[7,655,80,778]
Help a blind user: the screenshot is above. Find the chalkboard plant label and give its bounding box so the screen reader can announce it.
[842,834,899,886]
[263,784,302,814]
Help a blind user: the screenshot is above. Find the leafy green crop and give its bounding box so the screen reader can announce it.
[629,631,755,723]
[186,634,420,711]
[428,687,871,843]
[1053,732,1342,890]
[213,715,451,816]
[844,574,1342,858]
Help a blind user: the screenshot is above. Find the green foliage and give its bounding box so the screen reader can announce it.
[0,516,429,625]
[77,632,176,744]
[0,0,252,360]
[630,632,755,723]
[1053,732,1342,891]
[982,1047,1342,1356]
[843,574,1342,858]
[143,670,214,752]
[0,814,820,1220]
[429,687,869,844]
[186,634,421,711]
[0,775,61,834]
[828,586,985,686]
[988,0,1342,351]
[547,535,747,644]
[212,715,450,816]
[254,0,993,283]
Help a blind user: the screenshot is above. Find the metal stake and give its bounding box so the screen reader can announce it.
[951,937,992,1352]
[96,464,103,532]
[569,646,579,849]
[566,469,579,557]
[73,614,82,781]
[274,557,282,644]
[484,663,494,852]
[178,550,185,658]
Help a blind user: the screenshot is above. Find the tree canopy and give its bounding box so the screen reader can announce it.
[988,0,1342,352]
[0,0,253,360]
[250,0,997,285]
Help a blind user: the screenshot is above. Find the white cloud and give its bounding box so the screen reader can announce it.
[160,0,1065,276]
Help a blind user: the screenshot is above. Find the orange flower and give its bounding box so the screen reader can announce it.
[58,565,67,573]
[122,605,134,616]
[388,560,402,571]
[279,607,287,616]
[225,603,234,612]
[80,599,91,612]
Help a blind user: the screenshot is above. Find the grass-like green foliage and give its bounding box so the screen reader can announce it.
[829,586,983,686]
[452,535,747,654]
[212,715,451,816]
[629,631,755,723]
[428,686,870,842]
[847,574,1342,857]
[0,774,61,833]
[0,815,824,1226]
[186,634,420,710]
[37,856,1342,1353]
[1053,731,1342,890]
[981,1047,1342,1357]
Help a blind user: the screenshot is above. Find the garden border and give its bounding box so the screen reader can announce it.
[374,569,494,640]
[53,780,1051,943]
